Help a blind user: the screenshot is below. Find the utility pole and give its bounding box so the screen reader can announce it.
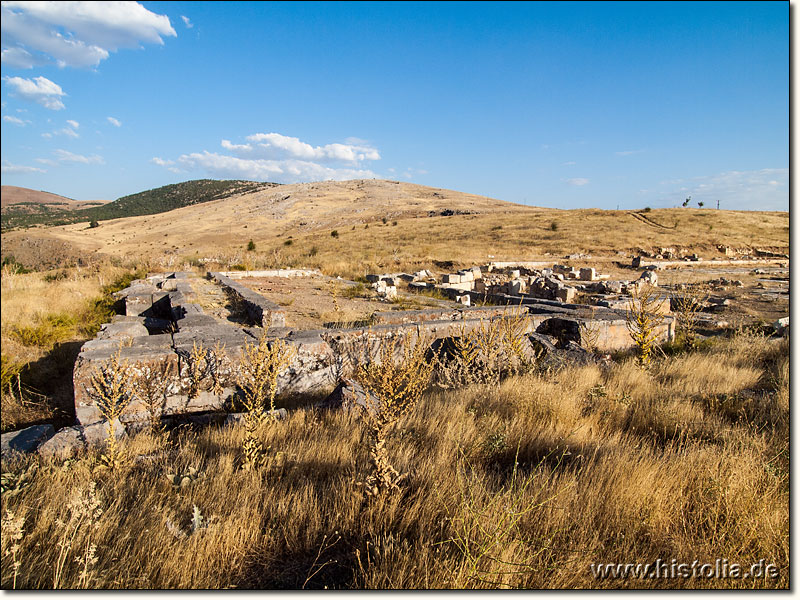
[717,199,720,210]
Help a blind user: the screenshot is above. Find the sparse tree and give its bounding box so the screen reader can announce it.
[697,201,704,208]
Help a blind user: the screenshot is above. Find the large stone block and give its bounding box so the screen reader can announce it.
[579,267,596,281]
[38,426,85,459]
[1,424,54,457]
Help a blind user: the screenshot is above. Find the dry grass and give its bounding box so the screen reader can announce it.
[0,330,787,589]
[2,180,788,278]
[0,261,141,432]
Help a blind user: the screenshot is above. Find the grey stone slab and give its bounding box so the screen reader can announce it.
[1,424,54,457]
[82,419,125,447]
[38,426,86,459]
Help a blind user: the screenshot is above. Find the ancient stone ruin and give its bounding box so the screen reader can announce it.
[64,265,674,433]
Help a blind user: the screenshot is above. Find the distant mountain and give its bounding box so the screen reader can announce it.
[1,179,279,230]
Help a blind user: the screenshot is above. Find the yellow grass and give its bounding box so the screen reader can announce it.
[0,331,788,589]
[2,180,788,277]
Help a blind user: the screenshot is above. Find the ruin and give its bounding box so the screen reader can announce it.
[68,263,677,434]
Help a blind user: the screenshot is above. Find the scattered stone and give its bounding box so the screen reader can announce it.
[638,270,658,286]
[1,424,55,457]
[773,316,789,336]
[455,294,471,307]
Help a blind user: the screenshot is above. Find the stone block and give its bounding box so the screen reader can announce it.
[473,279,486,293]
[443,273,461,284]
[38,426,86,459]
[458,270,474,282]
[82,419,126,448]
[509,279,526,295]
[579,267,596,281]
[470,267,482,280]
[366,274,381,283]
[97,320,149,340]
[1,424,54,457]
[456,294,471,307]
[510,270,521,279]
[555,287,576,303]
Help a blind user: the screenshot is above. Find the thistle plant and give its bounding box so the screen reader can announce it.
[236,333,297,469]
[670,284,709,349]
[2,509,25,589]
[179,341,212,401]
[625,283,665,368]
[86,351,133,468]
[129,359,176,433]
[355,332,433,496]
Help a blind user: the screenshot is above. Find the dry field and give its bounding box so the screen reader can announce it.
[0,179,790,589]
[1,180,788,277]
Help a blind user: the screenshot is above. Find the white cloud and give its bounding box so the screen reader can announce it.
[565,177,589,186]
[665,168,788,211]
[1,160,45,173]
[2,114,28,125]
[615,150,643,156]
[151,156,180,173]
[181,15,193,28]
[176,151,378,183]
[561,161,576,166]
[3,75,65,109]
[35,157,57,165]
[53,148,104,164]
[155,133,382,183]
[1,1,176,69]
[66,119,78,128]
[106,116,121,127]
[244,132,381,163]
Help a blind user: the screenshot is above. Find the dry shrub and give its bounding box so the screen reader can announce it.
[354,332,433,496]
[625,283,665,367]
[0,328,787,590]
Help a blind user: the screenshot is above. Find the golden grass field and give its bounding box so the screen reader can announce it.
[0,179,790,589]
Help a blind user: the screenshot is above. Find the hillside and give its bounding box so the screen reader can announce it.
[0,179,789,274]
[0,179,278,230]
[1,186,109,225]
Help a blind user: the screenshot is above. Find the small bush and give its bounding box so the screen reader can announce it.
[643,207,652,212]
[247,240,256,251]
[89,220,100,228]
[392,221,398,226]
[230,264,247,271]
[283,239,293,247]
[550,221,559,232]
[309,246,319,257]
[331,230,339,238]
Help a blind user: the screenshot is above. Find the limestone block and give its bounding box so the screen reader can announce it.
[510,270,521,279]
[443,273,461,284]
[456,294,471,307]
[458,270,474,283]
[1,424,54,457]
[509,279,526,295]
[82,419,126,447]
[97,321,149,340]
[470,267,482,279]
[579,267,596,281]
[555,287,576,303]
[38,426,86,459]
[366,274,381,283]
[473,279,486,293]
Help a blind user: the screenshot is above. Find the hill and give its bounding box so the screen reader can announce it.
[1,186,109,225]
[0,179,278,231]
[0,179,789,274]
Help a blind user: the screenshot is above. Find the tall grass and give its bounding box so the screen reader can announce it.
[0,329,787,589]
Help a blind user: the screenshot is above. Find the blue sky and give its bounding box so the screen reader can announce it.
[0,1,788,210]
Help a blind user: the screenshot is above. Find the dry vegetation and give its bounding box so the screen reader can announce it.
[0,329,788,588]
[0,180,790,589]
